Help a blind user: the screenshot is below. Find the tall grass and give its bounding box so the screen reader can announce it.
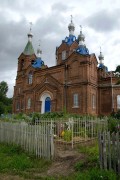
[0,143,51,173]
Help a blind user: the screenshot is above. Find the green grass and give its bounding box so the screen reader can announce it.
[0,143,51,178]
[75,141,99,169]
[0,143,119,180]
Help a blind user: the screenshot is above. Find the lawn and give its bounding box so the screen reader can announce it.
[0,142,119,180]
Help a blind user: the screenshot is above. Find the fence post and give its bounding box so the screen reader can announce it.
[98,131,103,169]
[71,118,74,149]
[107,131,111,170]
[116,132,120,174]
[50,119,54,159]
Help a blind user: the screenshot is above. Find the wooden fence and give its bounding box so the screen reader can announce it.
[0,118,108,159]
[98,131,120,174]
[0,121,54,159]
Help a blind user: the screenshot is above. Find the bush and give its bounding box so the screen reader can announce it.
[108,117,119,133]
[63,130,72,142]
[111,110,120,119]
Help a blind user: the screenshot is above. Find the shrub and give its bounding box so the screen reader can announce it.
[63,130,72,142]
[108,117,119,133]
[111,110,120,119]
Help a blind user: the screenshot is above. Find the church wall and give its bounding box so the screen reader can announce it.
[12,21,120,116]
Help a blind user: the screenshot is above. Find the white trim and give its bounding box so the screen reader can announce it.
[62,51,66,60]
[117,95,120,109]
[40,92,52,114]
[73,94,79,107]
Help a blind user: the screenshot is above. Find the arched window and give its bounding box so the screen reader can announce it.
[21,59,24,70]
[73,94,79,107]
[117,95,120,109]
[16,102,20,110]
[27,98,31,109]
[62,51,66,60]
[31,60,35,65]
[92,94,96,109]
[28,72,33,84]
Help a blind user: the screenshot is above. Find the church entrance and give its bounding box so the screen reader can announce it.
[45,97,51,112]
[40,92,52,114]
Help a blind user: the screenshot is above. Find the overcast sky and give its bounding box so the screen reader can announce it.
[0,0,120,97]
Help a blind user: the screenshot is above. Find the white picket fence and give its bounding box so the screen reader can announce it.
[0,118,108,159]
[0,121,54,159]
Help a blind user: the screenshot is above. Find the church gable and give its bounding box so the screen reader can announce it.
[33,74,60,93]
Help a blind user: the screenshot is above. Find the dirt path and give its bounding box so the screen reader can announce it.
[38,146,86,178]
[0,174,25,180]
[0,146,86,179]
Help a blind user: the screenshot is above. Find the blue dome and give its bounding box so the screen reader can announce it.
[99,63,104,68]
[99,64,108,72]
[76,45,89,55]
[64,35,76,45]
[32,58,44,68]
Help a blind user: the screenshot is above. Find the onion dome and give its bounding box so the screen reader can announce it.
[37,41,42,58]
[28,22,33,42]
[23,22,35,55]
[98,47,108,71]
[62,15,76,45]
[68,15,75,36]
[98,47,104,64]
[32,42,44,69]
[76,25,89,55]
[78,25,85,46]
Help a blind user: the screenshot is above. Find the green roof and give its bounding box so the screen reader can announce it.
[23,41,35,55]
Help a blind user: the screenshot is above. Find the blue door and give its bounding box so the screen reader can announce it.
[45,97,51,113]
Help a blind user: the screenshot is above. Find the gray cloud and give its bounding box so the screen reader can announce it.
[0,3,70,97]
[0,1,120,98]
[85,9,120,32]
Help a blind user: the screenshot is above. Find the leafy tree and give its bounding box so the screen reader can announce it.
[0,81,12,115]
[115,65,120,73]
[0,81,8,96]
[0,102,5,115]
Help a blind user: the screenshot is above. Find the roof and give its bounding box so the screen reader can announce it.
[23,41,35,55]
[76,45,89,55]
[63,35,76,45]
[32,58,44,68]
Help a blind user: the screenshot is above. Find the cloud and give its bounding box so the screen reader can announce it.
[85,9,120,32]
[0,0,120,98]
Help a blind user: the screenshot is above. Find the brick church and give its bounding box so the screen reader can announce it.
[12,18,120,116]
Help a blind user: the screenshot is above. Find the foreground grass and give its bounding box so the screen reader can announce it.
[0,143,119,180]
[0,143,52,179]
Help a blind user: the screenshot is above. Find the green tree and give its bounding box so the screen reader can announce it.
[0,81,8,96]
[0,81,12,115]
[0,102,5,115]
[115,65,120,73]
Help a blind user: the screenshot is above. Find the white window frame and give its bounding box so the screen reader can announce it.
[27,98,31,109]
[16,102,20,110]
[117,95,120,109]
[92,94,96,109]
[28,73,33,84]
[62,51,66,60]
[73,94,79,107]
